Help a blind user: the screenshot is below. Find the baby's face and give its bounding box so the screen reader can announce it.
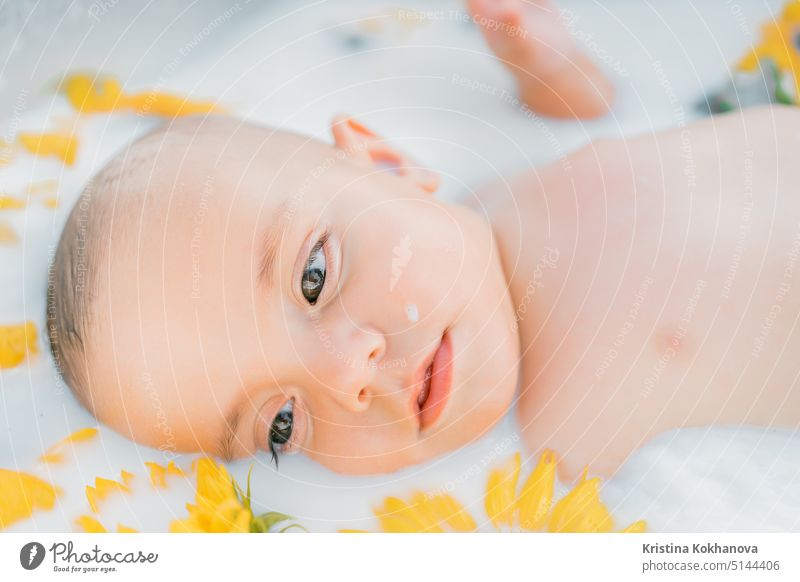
[90,119,519,474]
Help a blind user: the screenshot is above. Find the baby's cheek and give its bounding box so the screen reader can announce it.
[306,423,414,475]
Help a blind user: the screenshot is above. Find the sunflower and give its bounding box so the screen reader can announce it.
[372,450,646,533]
[169,458,296,533]
[169,458,252,533]
[738,0,800,101]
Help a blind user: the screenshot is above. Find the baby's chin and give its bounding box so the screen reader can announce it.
[420,383,519,468]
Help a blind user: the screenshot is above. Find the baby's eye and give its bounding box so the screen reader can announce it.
[268,399,294,462]
[301,234,327,305]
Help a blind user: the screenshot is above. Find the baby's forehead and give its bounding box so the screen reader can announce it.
[141,118,360,203]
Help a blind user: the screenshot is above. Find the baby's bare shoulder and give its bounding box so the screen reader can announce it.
[571,105,800,159]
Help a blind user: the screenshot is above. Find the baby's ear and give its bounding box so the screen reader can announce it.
[330,115,440,193]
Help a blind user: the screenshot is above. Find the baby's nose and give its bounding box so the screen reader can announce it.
[316,324,386,413]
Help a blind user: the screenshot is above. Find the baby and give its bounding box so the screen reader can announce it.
[46,1,799,483]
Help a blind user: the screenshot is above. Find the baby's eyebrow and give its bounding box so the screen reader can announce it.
[256,198,291,291]
[216,407,241,463]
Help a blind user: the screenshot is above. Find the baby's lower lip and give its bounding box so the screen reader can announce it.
[419,330,453,432]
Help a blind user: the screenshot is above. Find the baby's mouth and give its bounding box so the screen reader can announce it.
[417,363,433,410]
[413,330,454,432]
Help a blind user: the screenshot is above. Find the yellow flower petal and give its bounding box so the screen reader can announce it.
[735,0,800,99]
[548,473,613,533]
[374,497,417,533]
[117,524,138,533]
[569,501,613,533]
[125,92,218,117]
[39,453,63,464]
[620,519,647,533]
[0,469,60,530]
[0,140,13,165]
[86,487,98,513]
[517,449,556,531]
[484,453,521,529]
[67,428,99,443]
[169,519,196,533]
[0,222,18,244]
[425,493,477,532]
[18,133,78,166]
[0,196,26,210]
[375,496,443,533]
[40,428,99,464]
[64,74,126,113]
[0,322,38,370]
[26,180,58,195]
[95,477,130,496]
[366,449,645,534]
[62,73,219,118]
[145,461,185,488]
[409,493,457,533]
[785,0,800,20]
[144,462,168,489]
[120,470,135,487]
[85,475,131,514]
[43,197,59,209]
[169,457,252,533]
[75,515,107,533]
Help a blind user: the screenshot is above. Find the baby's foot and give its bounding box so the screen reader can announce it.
[467,0,613,119]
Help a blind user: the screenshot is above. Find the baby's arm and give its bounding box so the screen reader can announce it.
[466,0,614,118]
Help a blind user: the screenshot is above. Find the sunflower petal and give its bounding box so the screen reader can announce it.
[423,493,477,532]
[63,74,125,113]
[120,470,135,488]
[517,449,556,531]
[40,428,99,465]
[0,222,18,244]
[145,462,168,488]
[375,496,443,533]
[620,519,647,533]
[0,322,38,369]
[66,428,99,443]
[75,515,106,533]
[168,457,253,533]
[0,469,59,530]
[39,453,63,464]
[18,133,78,166]
[548,473,613,533]
[125,92,218,117]
[62,73,219,117]
[375,497,419,533]
[85,476,131,513]
[0,196,26,211]
[485,453,521,529]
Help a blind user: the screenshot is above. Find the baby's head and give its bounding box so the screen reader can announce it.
[47,115,519,474]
